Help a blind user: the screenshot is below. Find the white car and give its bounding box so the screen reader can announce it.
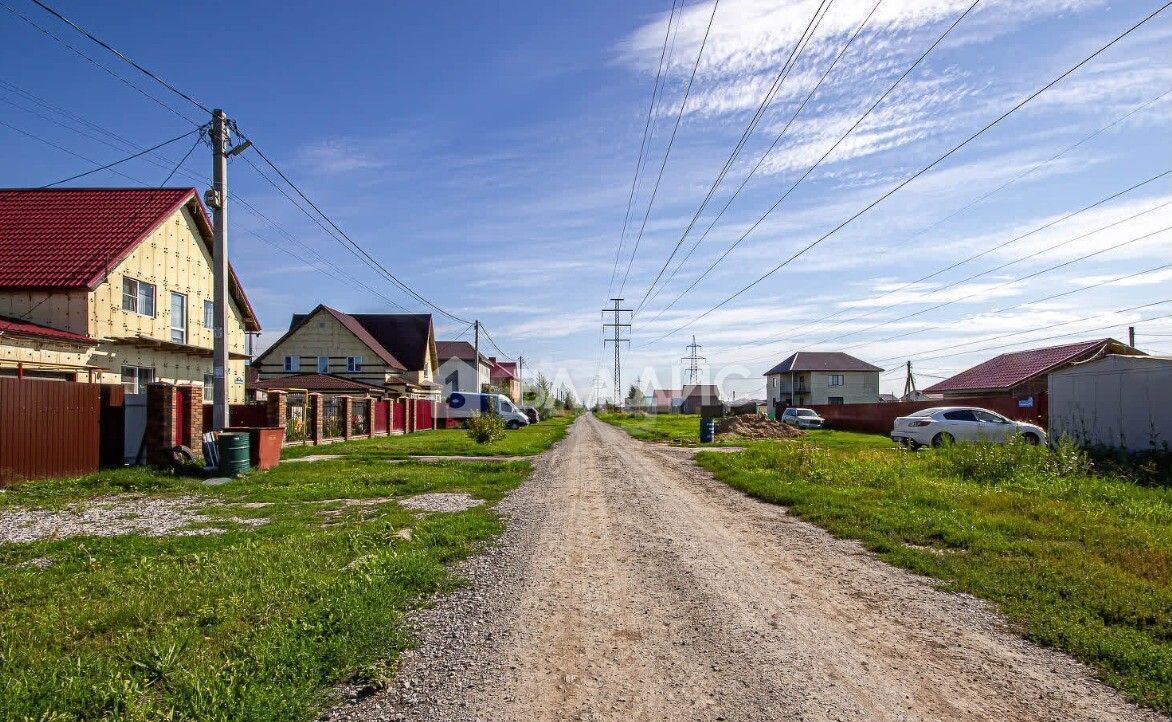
[781,407,825,429]
[891,406,1046,449]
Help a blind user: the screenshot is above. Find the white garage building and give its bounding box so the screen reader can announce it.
[1048,354,1172,451]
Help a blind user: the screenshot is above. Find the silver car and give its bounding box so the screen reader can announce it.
[891,406,1046,449]
[781,407,824,429]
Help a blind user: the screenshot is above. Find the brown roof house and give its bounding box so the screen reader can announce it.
[924,338,1142,401]
[764,351,881,409]
[251,305,439,398]
[489,357,521,403]
[680,384,722,415]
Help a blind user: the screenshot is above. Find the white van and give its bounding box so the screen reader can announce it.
[443,392,531,429]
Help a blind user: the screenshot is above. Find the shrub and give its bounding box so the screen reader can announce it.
[466,414,505,444]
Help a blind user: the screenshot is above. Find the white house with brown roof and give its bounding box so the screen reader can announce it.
[0,188,260,401]
[764,351,881,409]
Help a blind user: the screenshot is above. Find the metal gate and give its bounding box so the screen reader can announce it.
[123,393,147,464]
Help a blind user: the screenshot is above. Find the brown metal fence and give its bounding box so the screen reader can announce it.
[0,377,100,485]
[807,394,1048,435]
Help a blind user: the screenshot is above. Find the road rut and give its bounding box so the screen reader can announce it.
[329,413,1161,721]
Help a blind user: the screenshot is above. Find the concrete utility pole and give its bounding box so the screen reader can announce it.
[1129,325,1136,348]
[473,320,481,391]
[902,360,917,401]
[208,109,230,431]
[681,335,706,386]
[602,298,632,406]
[517,355,524,401]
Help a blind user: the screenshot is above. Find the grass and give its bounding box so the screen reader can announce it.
[281,414,575,460]
[0,449,542,720]
[693,436,1172,714]
[596,412,891,450]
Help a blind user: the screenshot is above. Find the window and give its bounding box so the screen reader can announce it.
[828,374,844,387]
[974,410,1008,424]
[827,397,844,405]
[203,299,215,328]
[284,356,300,372]
[170,292,187,344]
[203,373,214,402]
[943,409,978,422]
[317,356,329,373]
[346,356,362,372]
[121,277,155,316]
[120,365,154,394]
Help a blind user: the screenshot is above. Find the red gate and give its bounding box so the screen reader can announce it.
[174,387,189,447]
[416,399,434,430]
[392,399,407,433]
[373,400,389,434]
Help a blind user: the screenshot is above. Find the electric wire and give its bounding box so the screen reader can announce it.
[41,127,202,187]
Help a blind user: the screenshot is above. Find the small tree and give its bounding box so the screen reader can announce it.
[626,384,645,408]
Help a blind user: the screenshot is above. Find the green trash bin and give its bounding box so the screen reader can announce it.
[218,432,251,477]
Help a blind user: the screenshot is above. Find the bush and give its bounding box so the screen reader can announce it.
[466,414,505,444]
[929,436,1093,487]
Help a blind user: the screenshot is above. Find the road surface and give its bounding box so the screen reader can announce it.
[328,413,1160,722]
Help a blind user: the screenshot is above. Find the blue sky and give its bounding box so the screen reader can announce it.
[2,0,1170,402]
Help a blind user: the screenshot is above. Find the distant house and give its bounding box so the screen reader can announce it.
[251,305,439,399]
[0,188,260,400]
[924,338,1142,401]
[764,352,881,411]
[680,384,722,415]
[878,393,898,403]
[652,389,680,414]
[1049,354,1172,450]
[488,356,521,403]
[435,341,492,398]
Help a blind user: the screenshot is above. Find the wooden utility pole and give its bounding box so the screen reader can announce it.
[473,320,481,391]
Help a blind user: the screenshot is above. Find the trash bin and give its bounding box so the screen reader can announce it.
[218,432,250,476]
[226,426,285,470]
[699,417,716,443]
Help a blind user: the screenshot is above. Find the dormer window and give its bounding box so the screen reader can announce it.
[122,277,155,316]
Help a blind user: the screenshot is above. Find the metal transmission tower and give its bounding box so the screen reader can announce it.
[602,298,632,406]
[681,335,706,385]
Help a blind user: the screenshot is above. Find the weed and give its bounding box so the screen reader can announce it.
[466,414,506,444]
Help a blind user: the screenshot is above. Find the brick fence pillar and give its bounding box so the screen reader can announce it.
[408,398,416,433]
[266,390,287,428]
[309,393,323,445]
[145,382,177,466]
[176,384,203,462]
[342,396,353,439]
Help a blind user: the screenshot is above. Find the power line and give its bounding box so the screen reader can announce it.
[641,1,1172,346]
[616,0,722,296]
[160,131,205,186]
[634,0,837,312]
[41,127,202,187]
[642,0,884,315]
[28,0,211,115]
[608,0,681,298]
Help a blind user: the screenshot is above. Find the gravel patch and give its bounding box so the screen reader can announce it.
[397,493,484,514]
[0,495,269,544]
[16,556,55,569]
[285,454,344,463]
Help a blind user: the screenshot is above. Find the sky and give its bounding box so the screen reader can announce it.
[1,0,1170,403]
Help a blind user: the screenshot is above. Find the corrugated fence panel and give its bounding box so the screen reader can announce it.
[807,394,1048,435]
[0,377,100,486]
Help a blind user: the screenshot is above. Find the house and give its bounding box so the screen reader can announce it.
[1048,354,1172,450]
[435,341,492,398]
[764,351,881,411]
[878,393,898,403]
[680,384,722,415]
[924,338,1142,401]
[251,305,440,399]
[0,188,260,400]
[489,356,521,403]
[652,389,681,414]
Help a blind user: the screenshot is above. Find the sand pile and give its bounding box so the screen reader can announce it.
[714,415,805,440]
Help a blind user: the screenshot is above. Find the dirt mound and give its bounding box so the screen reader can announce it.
[714,415,805,440]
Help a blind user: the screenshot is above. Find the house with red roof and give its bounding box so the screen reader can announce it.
[251,304,440,399]
[0,188,260,399]
[923,338,1142,400]
[488,356,521,403]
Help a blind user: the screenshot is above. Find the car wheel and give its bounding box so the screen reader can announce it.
[506,420,521,430]
[908,440,923,451]
[931,432,954,448]
[1022,432,1040,445]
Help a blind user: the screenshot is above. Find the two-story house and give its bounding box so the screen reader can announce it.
[435,341,492,399]
[0,188,260,401]
[250,305,440,399]
[764,351,881,411]
[488,356,521,403]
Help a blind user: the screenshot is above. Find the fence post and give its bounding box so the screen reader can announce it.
[408,398,416,433]
[177,384,203,461]
[342,396,353,440]
[145,382,177,467]
[266,390,287,428]
[384,397,393,435]
[309,393,323,445]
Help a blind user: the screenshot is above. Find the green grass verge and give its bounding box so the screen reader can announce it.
[0,457,530,721]
[596,412,890,450]
[695,438,1172,714]
[281,414,575,460]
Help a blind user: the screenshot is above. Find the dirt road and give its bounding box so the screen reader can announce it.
[329,414,1161,721]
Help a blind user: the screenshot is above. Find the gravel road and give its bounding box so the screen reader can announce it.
[326,414,1161,722]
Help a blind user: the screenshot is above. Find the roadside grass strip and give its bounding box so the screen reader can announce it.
[0,457,530,721]
[695,438,1172,714]
[597,412,887,450]
[281,414,574,460]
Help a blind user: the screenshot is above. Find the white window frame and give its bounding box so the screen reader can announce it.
[828,374,844,387]
[284,356,300,372]
[346,356,362,372]
[121,364,154,394]
[122,277,156,317]
[203,299,215,328]
[170,291,187,344]
[317,356,330,374]
[203,373,214,402]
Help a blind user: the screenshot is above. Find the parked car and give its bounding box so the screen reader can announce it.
[781,407,824,429]
[520,405,540,424]
[891,406,1046,449]
[444,392,531,429]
